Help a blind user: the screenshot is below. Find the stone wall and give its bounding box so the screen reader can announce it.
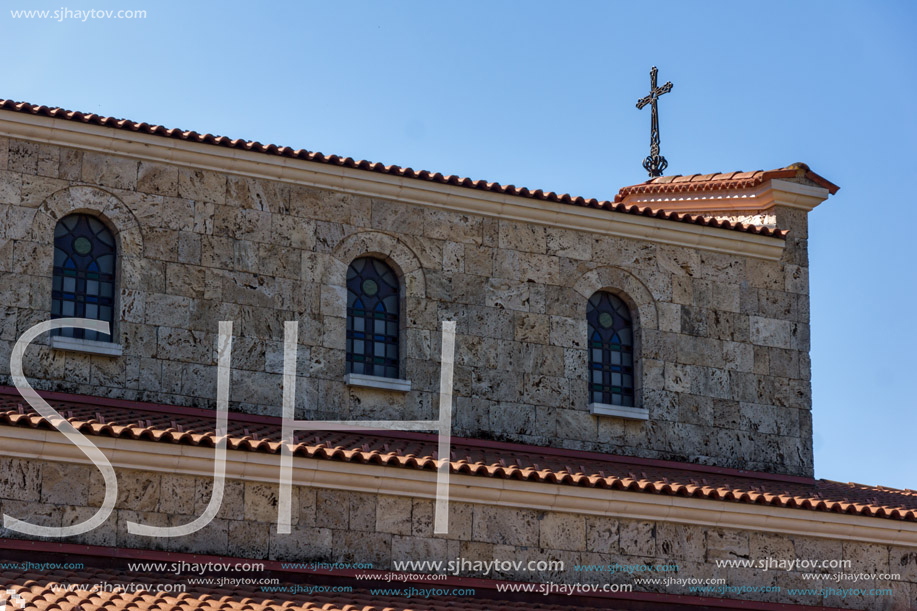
[0,137,813,474]
[0,457,911,609]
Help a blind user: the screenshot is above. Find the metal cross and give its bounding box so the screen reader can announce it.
[636,66,673,178]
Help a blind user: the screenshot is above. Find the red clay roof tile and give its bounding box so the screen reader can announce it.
[0,566,604,611]
[0,98,793,238]
[615,163,839,200]
[0,388,910,523]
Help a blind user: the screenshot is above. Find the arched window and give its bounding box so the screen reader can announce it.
[346,257,400,379]
[587,291,634,407]
[52,214,116,341]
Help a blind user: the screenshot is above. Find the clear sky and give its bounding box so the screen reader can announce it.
[2,0,914,488]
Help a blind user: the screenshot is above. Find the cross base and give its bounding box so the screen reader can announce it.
[643,154,668,178]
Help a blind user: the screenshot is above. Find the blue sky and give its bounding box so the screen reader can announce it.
[2,1,914,487]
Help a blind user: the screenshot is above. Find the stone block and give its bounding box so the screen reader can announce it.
[392,535,455,563]
[269,525,332,561]
[550,316,587,349]
[0,500,62,535]
[843,541,889,573]
[95,470,160,512]
[547,227,592,260]
[0,170,21,206]
[113,509,171,551]
[137,161,179,196]
[372,199,424,234]
[440,240,463,272]
[61,505,117,547]
[81,152,138,190]
[555,408,596,441]
[746,259,784,290]
[676,335,723,367]
[618,520,655,557]
[749,316,797,350]
[484,278,530,311]
[333,529,392,567]
[226,175,290,213]
[156,327,211,364]
[376,495,412,535]
[586,516,619,553]
[540,512,586,551]
[178,167,226,205]
[472,505,539,547]
[489,402,534,435]
[35,144,59,177]
[228,519,270,559]
[244,482,290,524]
[0,457,41,502]
[723,341,754,373]
[424,209,483,245]
[656,522,705,561]
[498,220,546,253]
[523,374,569,407]
[749,532,795,563]
[513,312,550,344]
[464,246,494,276]
[706,529,749,561]
[157,474,197,516]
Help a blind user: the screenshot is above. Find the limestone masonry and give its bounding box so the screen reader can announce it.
[0,136,820,476]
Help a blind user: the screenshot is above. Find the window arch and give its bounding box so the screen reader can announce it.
[52,214,116,341]
[346,257,400,379]
[587,291,635,407]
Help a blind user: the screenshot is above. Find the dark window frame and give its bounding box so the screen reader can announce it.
[587,291,635,407]
[51,214,117,342]
[346,257,401,379]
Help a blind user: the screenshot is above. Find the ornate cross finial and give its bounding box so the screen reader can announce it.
[636,66,673,178]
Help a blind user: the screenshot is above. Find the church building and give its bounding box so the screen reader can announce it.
[0,98,914,610]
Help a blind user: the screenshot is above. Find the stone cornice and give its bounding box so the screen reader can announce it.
[618,179,831,216]
[0,112,786,261]
[2,425,915,548]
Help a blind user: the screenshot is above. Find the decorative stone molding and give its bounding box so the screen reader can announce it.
[24,186,144,347]
[327,230,426,301]
[572,266,658,331]
[2,427,913,549]
[29,186,144,264]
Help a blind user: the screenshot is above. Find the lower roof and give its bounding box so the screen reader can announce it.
[0,387,913,523]
[0,542,853,611]
[0,555,600,611]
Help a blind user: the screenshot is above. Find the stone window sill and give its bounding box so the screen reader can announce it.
[50,336,123,357]
[344,373,411,392]
[588,402,648,421]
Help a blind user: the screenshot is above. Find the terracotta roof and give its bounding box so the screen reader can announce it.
[0,98,789,238]
[1,388,913,523]
[615,163,840,200]
[0,565,604,611]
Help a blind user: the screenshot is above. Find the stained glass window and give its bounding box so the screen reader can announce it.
[51,214,116,341]
[587,292,634,406]
[346,257,400,379]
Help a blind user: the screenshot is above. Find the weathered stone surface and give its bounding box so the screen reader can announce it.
[81,152,138,190]
[472,505,539,547]
[0,457,41,502]
[376,495,412,535]
[137,161,179,197]
[619,520,655,557]
[0,142,816,476]
[540,512,586,551]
